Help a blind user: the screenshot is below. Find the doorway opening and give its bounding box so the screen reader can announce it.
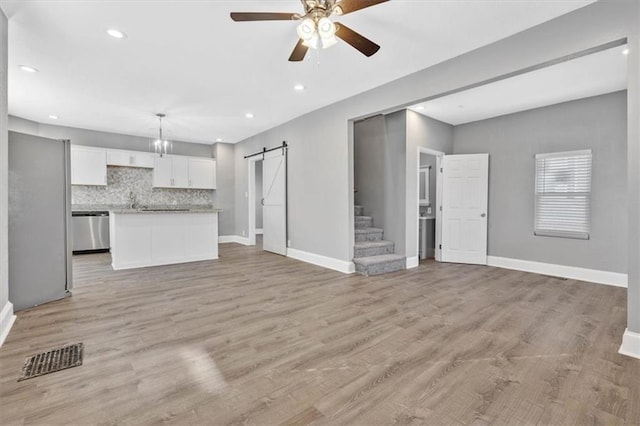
[418,148,443,263]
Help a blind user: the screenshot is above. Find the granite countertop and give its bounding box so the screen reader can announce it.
[72,204,223,214]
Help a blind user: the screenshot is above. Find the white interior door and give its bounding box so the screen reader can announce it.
[262,149,287,256]
[441,154,489,265]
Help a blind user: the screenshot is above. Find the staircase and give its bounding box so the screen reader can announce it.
[353,205,405,276]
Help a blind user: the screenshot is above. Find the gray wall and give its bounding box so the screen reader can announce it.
[0,8,9,342]
[255,160,263,229]
[353,110,452,259]
[233,0,637,266]
[212,143,235,237]
[354,115,386,229]
[384,110,408,255]
[627,8,640,334]
[8,116,213,158]
[405,111,453,259]
[453,91,627,273]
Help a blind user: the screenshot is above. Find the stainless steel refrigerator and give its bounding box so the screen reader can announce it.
[8,131,72,311]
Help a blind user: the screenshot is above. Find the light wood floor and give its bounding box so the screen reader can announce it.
[1,243,639,425]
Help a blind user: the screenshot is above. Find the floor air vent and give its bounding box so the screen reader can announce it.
[18,343,84,381]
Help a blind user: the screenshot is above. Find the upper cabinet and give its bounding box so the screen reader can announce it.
[71,146,107,186]
[188,158,216,189]
[107,149,154,168]
[153,156,216,190]
[70,144,216,190]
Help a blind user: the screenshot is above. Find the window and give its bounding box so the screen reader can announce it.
[534,150,592,239]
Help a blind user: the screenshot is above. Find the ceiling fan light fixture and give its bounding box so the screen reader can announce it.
[296,18,316,41]
[302,33,319,50]
[321,35,338,49]
[317,17,336,39]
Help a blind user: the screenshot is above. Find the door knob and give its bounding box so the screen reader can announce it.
[481,213,486,218]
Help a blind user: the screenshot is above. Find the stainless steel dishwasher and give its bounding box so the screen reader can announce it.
[72,211,110,252]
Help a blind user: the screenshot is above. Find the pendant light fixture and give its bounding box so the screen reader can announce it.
[151,113,172,156]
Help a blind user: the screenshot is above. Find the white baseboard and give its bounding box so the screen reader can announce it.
[218,235,251,245]
[255,229,263,235]
[287,248,355,274]
[487,256,627,288]
[619,328,640,359]
[0,301,16,347]
[406,256,419,269]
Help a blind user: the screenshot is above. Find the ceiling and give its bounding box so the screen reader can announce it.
[1,0,595,144]
[409,44,628,125]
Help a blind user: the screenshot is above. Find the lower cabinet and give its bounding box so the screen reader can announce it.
[110,212,219,270]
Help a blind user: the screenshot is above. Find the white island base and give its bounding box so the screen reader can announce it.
[109,211,219,270]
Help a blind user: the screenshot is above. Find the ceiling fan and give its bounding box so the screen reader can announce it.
[230,0,389,62]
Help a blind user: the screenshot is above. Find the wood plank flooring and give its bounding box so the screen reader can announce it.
[1,242,639,425]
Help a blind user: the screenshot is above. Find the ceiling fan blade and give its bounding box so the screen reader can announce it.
[289,39,309,62]
[335,23,380,57]
[332,0,389,16]
[230,12,298,22]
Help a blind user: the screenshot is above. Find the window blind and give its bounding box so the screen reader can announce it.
[534,150,592,240]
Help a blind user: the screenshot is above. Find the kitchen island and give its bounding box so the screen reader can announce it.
[109,207,222,270]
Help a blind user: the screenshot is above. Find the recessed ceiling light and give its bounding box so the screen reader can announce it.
[245,113,254,119]
[106,28,127,39]
[216,138,223,142]
[48,115,59,120]
[622,48,630,55]
[415,105,424,111]
[19,65,39,73]
[294,84,305,91]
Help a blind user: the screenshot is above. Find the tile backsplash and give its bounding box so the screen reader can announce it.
[72,166,213,206]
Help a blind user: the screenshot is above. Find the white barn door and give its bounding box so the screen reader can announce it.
[262,149,287,256]
[441,154,489,265]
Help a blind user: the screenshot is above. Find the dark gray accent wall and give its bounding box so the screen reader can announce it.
[629,4,640,338]
[213,143,235,237]
[354,115,386,230]
[453,91,627,273]
[384,110,407,255]
[8,115,213,157]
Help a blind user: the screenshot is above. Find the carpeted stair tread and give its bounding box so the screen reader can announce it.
[353,254,406,276]
[354,240,396,258]
[354,240,394,249]
[353,254,405,266]
[355,227,384,234]
[355,216,373,220]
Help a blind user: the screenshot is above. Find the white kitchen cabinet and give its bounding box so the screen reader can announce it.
[172,156,189,188]
[110,211,219,270]
[188,158,216,189]
[107,149,154,168]
[152,156,174,187]
[152,155,189,188]
[71,146,107,186]
[153,155,215,189]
